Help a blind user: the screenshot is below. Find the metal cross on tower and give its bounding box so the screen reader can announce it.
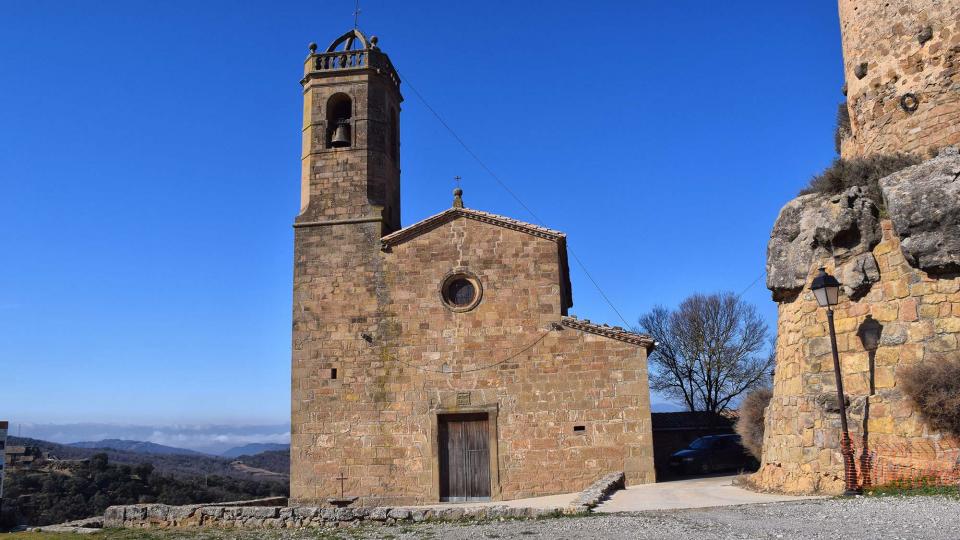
[353,0,361,29]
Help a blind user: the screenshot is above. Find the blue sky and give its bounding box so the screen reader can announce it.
[1,1,843,432]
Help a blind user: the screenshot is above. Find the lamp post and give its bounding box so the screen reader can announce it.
[810,267,860,496]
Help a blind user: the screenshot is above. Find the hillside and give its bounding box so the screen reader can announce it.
[69,439,206,456]
[232,450,288,475]
[221,443,289,458]
[6,437,286,482]
[0,452,286,529]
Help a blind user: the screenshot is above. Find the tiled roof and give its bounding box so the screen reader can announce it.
[560,316,655,349]
[380,207,565,248]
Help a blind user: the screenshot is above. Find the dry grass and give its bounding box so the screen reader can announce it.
[900,359,960,437]
[798,154,920,209]
[735,387,772,460]
[834,102,850,155]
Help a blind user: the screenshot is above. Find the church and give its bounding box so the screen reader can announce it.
[291,28,656,506]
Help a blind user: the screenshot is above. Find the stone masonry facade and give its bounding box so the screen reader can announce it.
[756,1,960,495]
[838,0,960,158]
[291,30,656,506]
[758,220,960,494]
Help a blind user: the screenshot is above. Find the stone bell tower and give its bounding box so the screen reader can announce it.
[291,29,402,503]
[296,29,402,228]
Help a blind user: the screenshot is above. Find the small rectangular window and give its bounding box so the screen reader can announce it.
[330,368,337,380]
[573,425,586,433]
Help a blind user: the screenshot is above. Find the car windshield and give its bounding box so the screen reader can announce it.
[689,438,713,449]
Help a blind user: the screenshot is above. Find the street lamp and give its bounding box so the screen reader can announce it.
[810,267,860,496]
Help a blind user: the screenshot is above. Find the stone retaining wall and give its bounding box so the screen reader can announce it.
[103,502,573,529]
[758,220,960,494]
[569,471,625,511]
[102,472,626,529]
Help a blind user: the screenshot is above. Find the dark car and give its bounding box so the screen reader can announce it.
[668,434,758,475]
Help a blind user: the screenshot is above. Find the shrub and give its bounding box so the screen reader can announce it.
[735,387,773,460]
[900,359,960,437]
[798,154,920,208]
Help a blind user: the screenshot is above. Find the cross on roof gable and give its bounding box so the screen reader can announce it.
[380,207,566,248]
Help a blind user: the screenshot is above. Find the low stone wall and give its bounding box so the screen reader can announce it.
[568,471,625,511]
[103,472,627,529]
[103,503,574,529]
[204,496,288,507]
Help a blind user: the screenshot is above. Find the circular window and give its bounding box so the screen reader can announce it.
[440,272,482,312]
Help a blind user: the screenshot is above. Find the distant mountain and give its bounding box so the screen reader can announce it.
[69,439,207,456]
[15,423,290,455]
[221,443,290,458]
[7,436,285,483]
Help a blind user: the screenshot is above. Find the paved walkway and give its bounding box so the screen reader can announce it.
[411,491,579,510]
[595,474,822,513]
[407,474,819,514]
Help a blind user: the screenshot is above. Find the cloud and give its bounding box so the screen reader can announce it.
[16,422,290,455]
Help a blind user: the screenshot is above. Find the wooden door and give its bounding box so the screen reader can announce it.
[439,413,491,501]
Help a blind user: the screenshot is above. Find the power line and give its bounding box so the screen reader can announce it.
[736,271,766,299]
[398,71,632,328]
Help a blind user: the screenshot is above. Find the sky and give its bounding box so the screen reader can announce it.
[0,1,844,442]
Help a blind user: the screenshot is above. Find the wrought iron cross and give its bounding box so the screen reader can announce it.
[353,0,361,29]
[336,471,348,498]
[454,175,462,189]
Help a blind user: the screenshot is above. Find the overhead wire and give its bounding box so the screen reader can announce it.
[397,70,633,329]
[397,71,767,326]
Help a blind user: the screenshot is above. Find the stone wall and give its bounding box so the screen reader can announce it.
[837,0,960,158]
[102,502,572,530]
[758,222,960,493]
[292,213,656,506]
[758,150,960,493]
[102,473,628,529]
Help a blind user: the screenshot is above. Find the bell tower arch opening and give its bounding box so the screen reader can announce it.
[326,93,353,148]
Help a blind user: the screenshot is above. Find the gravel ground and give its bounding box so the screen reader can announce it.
[10,495,960,539]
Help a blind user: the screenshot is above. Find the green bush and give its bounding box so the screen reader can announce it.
[799,154,920,209]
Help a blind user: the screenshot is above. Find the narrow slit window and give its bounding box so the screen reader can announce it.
[573,425,586,433]
[330,368,338,380]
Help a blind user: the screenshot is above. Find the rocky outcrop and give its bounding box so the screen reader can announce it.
[767,186,882,300]
[880,147,960,275]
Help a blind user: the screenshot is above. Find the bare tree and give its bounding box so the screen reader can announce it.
[638,292,772,413]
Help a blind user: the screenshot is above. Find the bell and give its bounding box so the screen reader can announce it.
[331,120,351,148]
